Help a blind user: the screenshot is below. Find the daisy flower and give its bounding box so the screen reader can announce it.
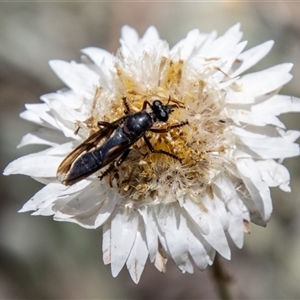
[4,24,300,283]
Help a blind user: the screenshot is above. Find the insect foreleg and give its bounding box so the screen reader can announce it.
[142,100,152,110]
[122,97,131,115]
[150,120,189,133]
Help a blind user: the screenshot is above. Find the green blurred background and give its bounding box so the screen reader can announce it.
[1,2,300,299]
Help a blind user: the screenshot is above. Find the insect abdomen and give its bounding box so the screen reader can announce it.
[63,151,104,185]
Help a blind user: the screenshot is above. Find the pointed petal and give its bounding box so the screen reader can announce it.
[3,149,61,177]
[18,181,86,213]
[102,222,111,265]
[228,108,285,128]
[139,206,158,263]
[49,60,99,96]
[154,204,193,273]
[202,215,231,260]
[187,219,215,269]
[181,197,210,234]
[256,159,291,192]
[232,40,274,77]
[233,127,300,159]
[126,215,149,283]
[238,63,293,97]
[81,47,113,68]
[236,158,273,224]
[110,208,138,277]
[18,128,69,148]
[213,177,245,248]
[252,95,300,116]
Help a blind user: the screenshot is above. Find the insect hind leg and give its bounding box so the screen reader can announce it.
[98,163,115,181]
[98,149,131,181]
[143,136,181,162]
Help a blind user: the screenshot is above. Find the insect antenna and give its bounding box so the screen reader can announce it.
[167,96,186,110]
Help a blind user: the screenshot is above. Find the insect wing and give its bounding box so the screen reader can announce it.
[57,121,120,184]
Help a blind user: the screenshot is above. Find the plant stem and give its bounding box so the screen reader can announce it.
[210,254,233,300]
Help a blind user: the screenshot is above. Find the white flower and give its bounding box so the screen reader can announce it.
[4,24,300,283]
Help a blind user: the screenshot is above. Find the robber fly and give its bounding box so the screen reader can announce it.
[57,97,187,186]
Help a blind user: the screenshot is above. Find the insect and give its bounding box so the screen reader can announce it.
[57,97,188,186]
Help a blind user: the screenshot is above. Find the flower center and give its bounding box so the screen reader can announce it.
[91,57,232,206]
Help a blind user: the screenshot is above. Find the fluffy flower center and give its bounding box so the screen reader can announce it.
[88,56,233,207]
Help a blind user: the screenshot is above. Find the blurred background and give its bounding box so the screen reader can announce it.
[1,2,300,299]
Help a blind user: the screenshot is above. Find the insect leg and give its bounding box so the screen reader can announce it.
[98,163,115,181]
[116,148,131,166]
[122,97,131,114]
[143,136,181,162]
[97,121,114,128]
[98,149,131,181]
[142,100,152,110]
[150,120,189,133]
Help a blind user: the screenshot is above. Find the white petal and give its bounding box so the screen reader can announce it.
[19,184,65,213]
[213,177,244,248]
[81,47,114,68]
[181,196,210,234]
[277,129,300,143]
[238,63,293,97]
[186,218,214,269]
[256,159,291,192]
[228,108,285,128]
[173,29,203,59]
[225,90,255,104]
[252,95,300,115]
[139,206,158,263]
[17,128,68,148]
[200,23,242,58]
[41,96,89,136]
[94,192,122,228]
[121,25,139,45]
[154,204,193,273]
[19,106,47,126]
[126,215,149,283]
[202,214,231,260]
[141,26,160,45]
[57,183,105,216]
[236,158,273,224]
[46,141,78,157]
[227,207,244,248]
[232,40,274,77]
[102,222,111,265]
[3,149,61,177]
[110,207,138,277]
[233,127,300,159]
[41,90,84,110]
[202,194,229,231]
[210,41,247,83]
[21,103,58,129]
[49,60,99,96]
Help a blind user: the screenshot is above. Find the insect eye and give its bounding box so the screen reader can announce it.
[160,111,167,118]
[153,100,160,107]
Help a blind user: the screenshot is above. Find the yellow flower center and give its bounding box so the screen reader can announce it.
[89,57,233,206]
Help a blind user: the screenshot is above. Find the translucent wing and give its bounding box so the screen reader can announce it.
[57,119,122,183]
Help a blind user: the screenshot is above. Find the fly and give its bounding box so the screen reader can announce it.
[57,97,188,186]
